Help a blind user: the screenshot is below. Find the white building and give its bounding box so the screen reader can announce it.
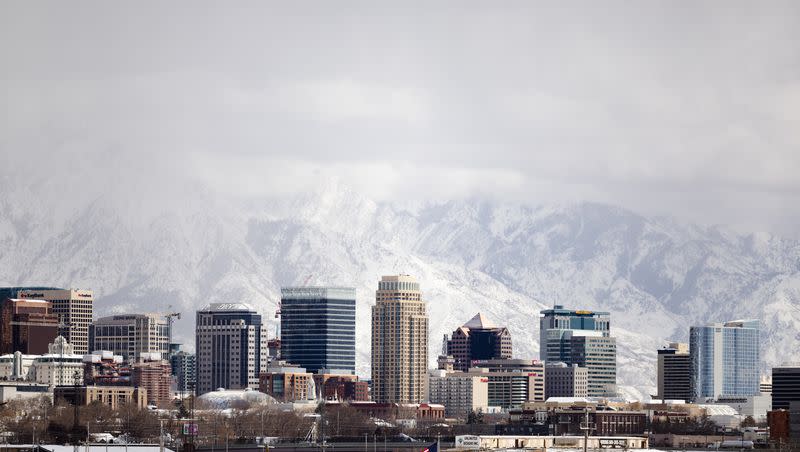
[29,336,84,387]
[195,303,267,395]
[0,351,37,380]
[428,369,490,419]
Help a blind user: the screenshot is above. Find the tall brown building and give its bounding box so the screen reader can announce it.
[371,275,428,403]
[18,289,93,355]
[131,357,173,407]
[0,298,59,354]
[447,313,512,372]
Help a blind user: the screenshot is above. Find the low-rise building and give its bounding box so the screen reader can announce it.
[0,381,51,403]
[55,385,148,409]
[28,336,84,387]
[545,362,588,398]
[428,369,490,419]
[467,359,545,409]
[258,363,314,402]
[321,376,368,401]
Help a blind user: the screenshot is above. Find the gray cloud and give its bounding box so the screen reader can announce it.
[1,1,799,235]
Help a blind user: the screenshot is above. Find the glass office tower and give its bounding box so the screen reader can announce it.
[280,287,356,374]
[539,305,616,397]
[689,319,760,401]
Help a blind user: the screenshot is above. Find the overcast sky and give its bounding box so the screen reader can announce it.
[1,2,799,236]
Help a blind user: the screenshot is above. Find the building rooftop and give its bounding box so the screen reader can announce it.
[463,312,498,329]
[200,302,255,312]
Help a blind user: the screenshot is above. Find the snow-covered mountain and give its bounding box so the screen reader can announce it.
[2,179,799,400]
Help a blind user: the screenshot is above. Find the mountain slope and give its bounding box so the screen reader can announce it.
[2,181,798,400]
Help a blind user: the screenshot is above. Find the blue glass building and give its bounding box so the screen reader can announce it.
[280,287,356,374]
[539,305,616,396]
[689,319,760,401]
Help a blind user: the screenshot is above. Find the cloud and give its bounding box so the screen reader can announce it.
[1,1,799,236]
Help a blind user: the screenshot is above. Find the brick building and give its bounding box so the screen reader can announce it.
[0,298,58,355]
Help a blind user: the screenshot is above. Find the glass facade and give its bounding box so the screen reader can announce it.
[539,305,616,397]
[690,320,760,401]
[280,287,356,374]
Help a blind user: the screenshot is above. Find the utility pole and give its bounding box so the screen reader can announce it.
[580,406,591,452]
[160,419,165,452]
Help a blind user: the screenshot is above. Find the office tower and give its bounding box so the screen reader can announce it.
[772,366,800,410]
[545,362,589,398]
[468,359,545,408]
[656,342,692,401]
[539,305,616,397]
[170,350,197,394]
[280,287,356,373]
[690,319,760,401]
[447,313,512,372]
[17,289,93,355]
[371,274,428,403]
[428,369,490,418]
[195,303,267,395]
[0,298,58,354]
[90,313,171,362]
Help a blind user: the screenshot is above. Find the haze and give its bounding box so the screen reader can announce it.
[1,2,798,236]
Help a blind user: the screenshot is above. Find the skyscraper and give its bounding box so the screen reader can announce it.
[371,274,428,403]
[771,365,800,410]
[446,313,512,372]
[656,342,692,402]
[17,289,93,355]
[170,350,197,394]
[195,303,267,395]
[280,287,356,373]
[690,319,759,401]
[539,305,617,397]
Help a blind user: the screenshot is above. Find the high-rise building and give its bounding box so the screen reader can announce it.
[371,275,428,403]
[90,314,171,362]
[690,319,760,401]
[0,298,58,355]
[280,287,356,374]
[17,289,93,355]
[656,342,692,402]
[468,359,545,408]
[446,313,512,372]
[195,303,267,395]
[772,365,800,410]
[170,350,197,394]
[545,362,589,398]
[539,306,616,397]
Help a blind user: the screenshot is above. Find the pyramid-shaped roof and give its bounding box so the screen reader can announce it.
[463,312,497,329]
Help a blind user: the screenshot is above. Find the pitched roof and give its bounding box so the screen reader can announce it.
[463,312,497,329]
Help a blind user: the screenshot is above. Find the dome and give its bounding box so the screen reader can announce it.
[196,388,277,410]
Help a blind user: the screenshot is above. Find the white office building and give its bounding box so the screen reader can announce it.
[91,313,171,362]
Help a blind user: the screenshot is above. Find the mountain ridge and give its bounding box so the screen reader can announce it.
[1,181,798,400]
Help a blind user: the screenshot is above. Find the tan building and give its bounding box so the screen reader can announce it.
[428,369,490,419]
[258,363,314,402]
[55,385,148,409]
[371,275,428,403]
[91,313,171,362]
[545,362,588,398]
[18,289,93,355]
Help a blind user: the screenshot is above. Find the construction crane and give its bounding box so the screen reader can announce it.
[164,308,181,357]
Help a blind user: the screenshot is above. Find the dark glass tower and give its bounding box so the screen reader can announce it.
[280,287,356,374]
